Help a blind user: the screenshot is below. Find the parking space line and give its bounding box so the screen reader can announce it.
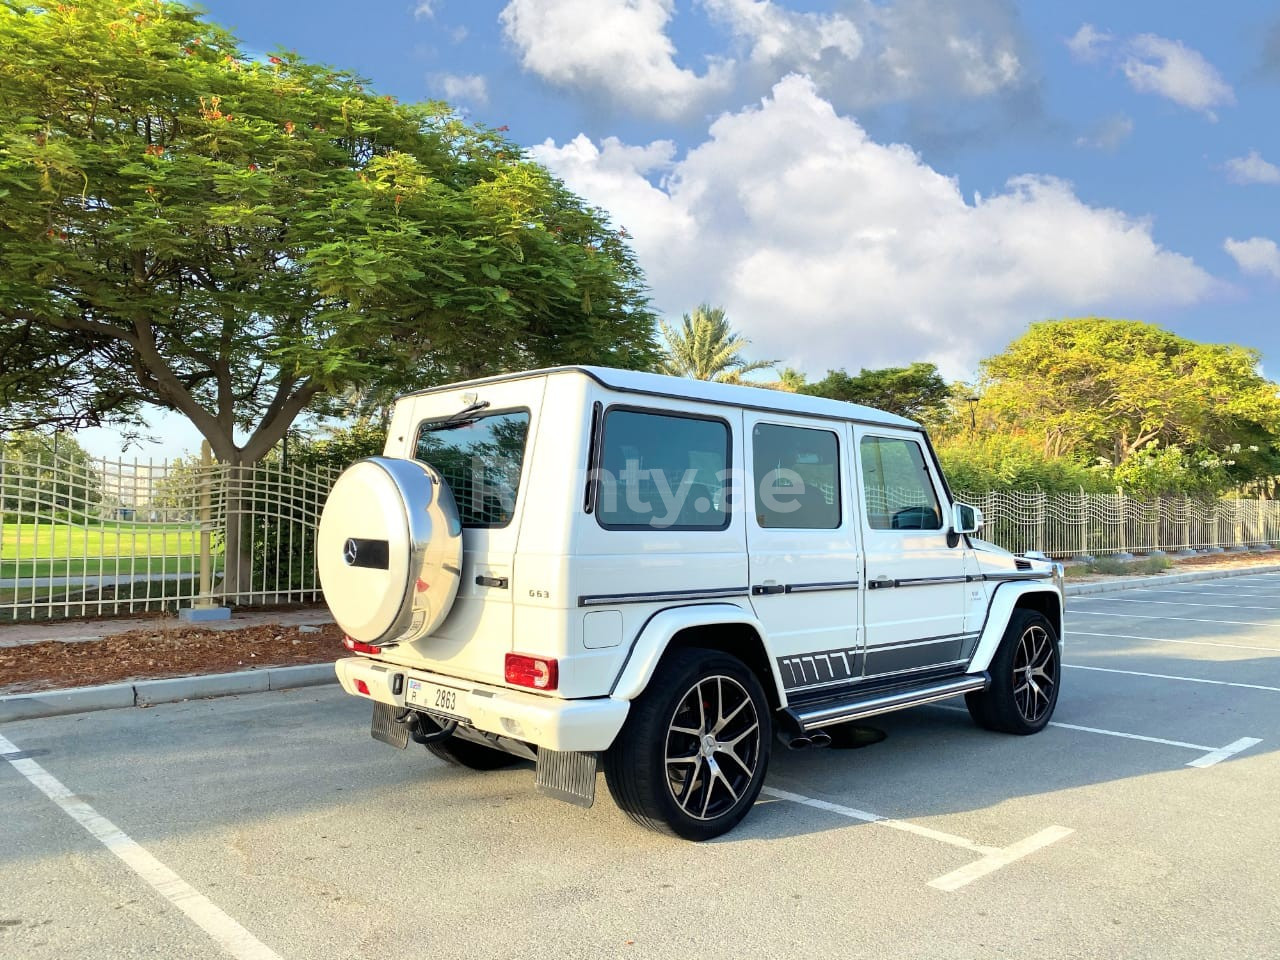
[1068,629,1280,653]
[0,733,283,960]
[930,706,1262,767]
[1186,737,1264,768]
[1064,663,1280,693]
[927,826,1075,892]
[1076,597,1280,612]
[1071,609,1279,628]
[1130,587,1280,601]
[760,786,1073,891]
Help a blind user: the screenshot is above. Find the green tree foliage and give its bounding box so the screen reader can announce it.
[935,433,1113,495]
[0,0,659,469]
[979,319,1280,464]
[659,304,774,382]
[802,363,951,424]
[0,430,102,519]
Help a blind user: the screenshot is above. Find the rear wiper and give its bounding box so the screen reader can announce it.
[426,399,491,430]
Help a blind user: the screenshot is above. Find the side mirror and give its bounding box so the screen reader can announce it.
[952,501,983,535]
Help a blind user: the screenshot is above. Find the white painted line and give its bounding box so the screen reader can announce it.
[1187,737,1263,768]
[1075,596,1280,612]
[1071,609,1279,628]
[1129,587,1280,601]
[927,826,1075,892]
[1045,720,1213,751]
[1067,629,1280,653]
[0,733,282,960]
[760,786,996,854]
[1064,663,1280,693]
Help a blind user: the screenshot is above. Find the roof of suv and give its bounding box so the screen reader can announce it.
[398,365,922,431]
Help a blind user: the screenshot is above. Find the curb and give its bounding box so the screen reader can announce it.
[1063,563,1280,597]
[0,662,336,724]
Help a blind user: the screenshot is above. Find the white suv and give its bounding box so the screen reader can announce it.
[318,366,1064,840]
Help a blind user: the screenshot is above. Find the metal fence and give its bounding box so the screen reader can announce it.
[0,447,339,621]
[958,489,1280,559]
[5,445,1280,622]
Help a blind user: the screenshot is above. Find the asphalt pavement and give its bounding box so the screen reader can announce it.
[2,575,1278,959]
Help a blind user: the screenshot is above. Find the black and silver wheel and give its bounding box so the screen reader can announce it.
[604,648,771,841]
[966,609,1060,735]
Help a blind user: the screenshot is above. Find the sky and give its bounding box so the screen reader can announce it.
[77,0,1280,460]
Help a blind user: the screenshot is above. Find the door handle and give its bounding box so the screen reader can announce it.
[475,575,509,589]
[868,576,896,590]
[751,584,785,596]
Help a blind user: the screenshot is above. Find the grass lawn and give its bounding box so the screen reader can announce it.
[0,520,218,580]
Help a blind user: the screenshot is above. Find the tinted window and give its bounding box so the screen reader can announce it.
[415,411,530,528]
[752,423,840,529]
[859,436,942,530]
[596,409,730,530]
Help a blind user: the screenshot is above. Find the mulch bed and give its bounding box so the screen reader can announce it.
[0,622,343,694]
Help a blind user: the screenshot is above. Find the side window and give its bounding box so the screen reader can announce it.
[751,423,840,529]
[859,435,942,531]
[596,409,730,530]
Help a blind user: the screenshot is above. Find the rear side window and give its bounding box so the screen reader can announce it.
[415,410,530,528]
[752,423,840,529]
[596,409,730,530]
[859,435,942,530]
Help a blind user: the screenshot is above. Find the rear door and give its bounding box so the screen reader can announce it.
[398,377,546,684]
[744,414,862,698]
[854,431,970,680]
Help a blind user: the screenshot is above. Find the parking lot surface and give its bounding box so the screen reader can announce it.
[3,574,1279,959]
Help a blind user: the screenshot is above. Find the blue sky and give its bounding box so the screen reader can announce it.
[78,1,1280,458]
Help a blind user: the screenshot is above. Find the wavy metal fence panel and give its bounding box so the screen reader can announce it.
[957,490,1280,558]
[0,448,339,622]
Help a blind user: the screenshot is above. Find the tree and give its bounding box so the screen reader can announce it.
[659,304,774,382]
[0,0,659,467]
[801,363,952,424]
[0,430,102,519]
[978,319,1280,464]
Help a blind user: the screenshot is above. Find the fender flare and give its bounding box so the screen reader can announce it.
[968,580,1064,673]
[609,602,770,701]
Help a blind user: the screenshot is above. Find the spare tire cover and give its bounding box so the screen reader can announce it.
[317,457,463,644]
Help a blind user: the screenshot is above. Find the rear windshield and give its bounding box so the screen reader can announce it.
[415,410,530,528]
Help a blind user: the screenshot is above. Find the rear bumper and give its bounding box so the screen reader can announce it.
[334,657,629,753]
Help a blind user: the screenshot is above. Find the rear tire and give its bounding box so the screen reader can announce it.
[966,608,1060,735]
[424,730,524,770]
[603,648,771,841]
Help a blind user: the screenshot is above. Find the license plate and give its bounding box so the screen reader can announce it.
[405,678,468,719]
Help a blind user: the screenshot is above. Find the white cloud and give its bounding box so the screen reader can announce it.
[702,0,862,69]
[534,76,1214,378]
[434,73,488,106]
[1066,23,1111,62]
[499,0,731,120]
[1224,150,1280,185]
[1122,34,1234,118]
[1075,114,1133,150]
[498,0,1028,120]
[414,1,437,19]
[1224,237,1280,279]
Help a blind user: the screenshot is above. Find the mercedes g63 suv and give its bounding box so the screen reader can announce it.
[317,366,1064,840]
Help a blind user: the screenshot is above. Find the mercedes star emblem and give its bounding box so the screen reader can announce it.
[343,538,359,566]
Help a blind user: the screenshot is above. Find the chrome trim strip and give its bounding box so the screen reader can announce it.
[579,587,749,607]
[785,580,860,594]
[981,572,1053,582]
[894,575,970,587]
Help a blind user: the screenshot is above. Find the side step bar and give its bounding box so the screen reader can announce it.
[785,674,990,732]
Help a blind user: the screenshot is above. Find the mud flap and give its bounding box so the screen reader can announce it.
[535,749,598,808]
[371,702,410,749]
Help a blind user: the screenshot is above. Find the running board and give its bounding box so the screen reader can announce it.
[785,674,990,732]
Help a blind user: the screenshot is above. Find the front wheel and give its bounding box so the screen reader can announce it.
[966,609,1061,735]
[603,648,771,841]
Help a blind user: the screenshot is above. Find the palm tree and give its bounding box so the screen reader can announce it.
[659,304,775,382]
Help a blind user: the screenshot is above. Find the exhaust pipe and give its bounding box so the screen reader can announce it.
[777,730,832,750]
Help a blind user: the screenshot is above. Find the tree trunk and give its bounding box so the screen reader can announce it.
[216,460,256,606]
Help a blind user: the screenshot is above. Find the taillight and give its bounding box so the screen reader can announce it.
[354,678,370,696]
[343,635,382,655]
[505,653,558,691]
